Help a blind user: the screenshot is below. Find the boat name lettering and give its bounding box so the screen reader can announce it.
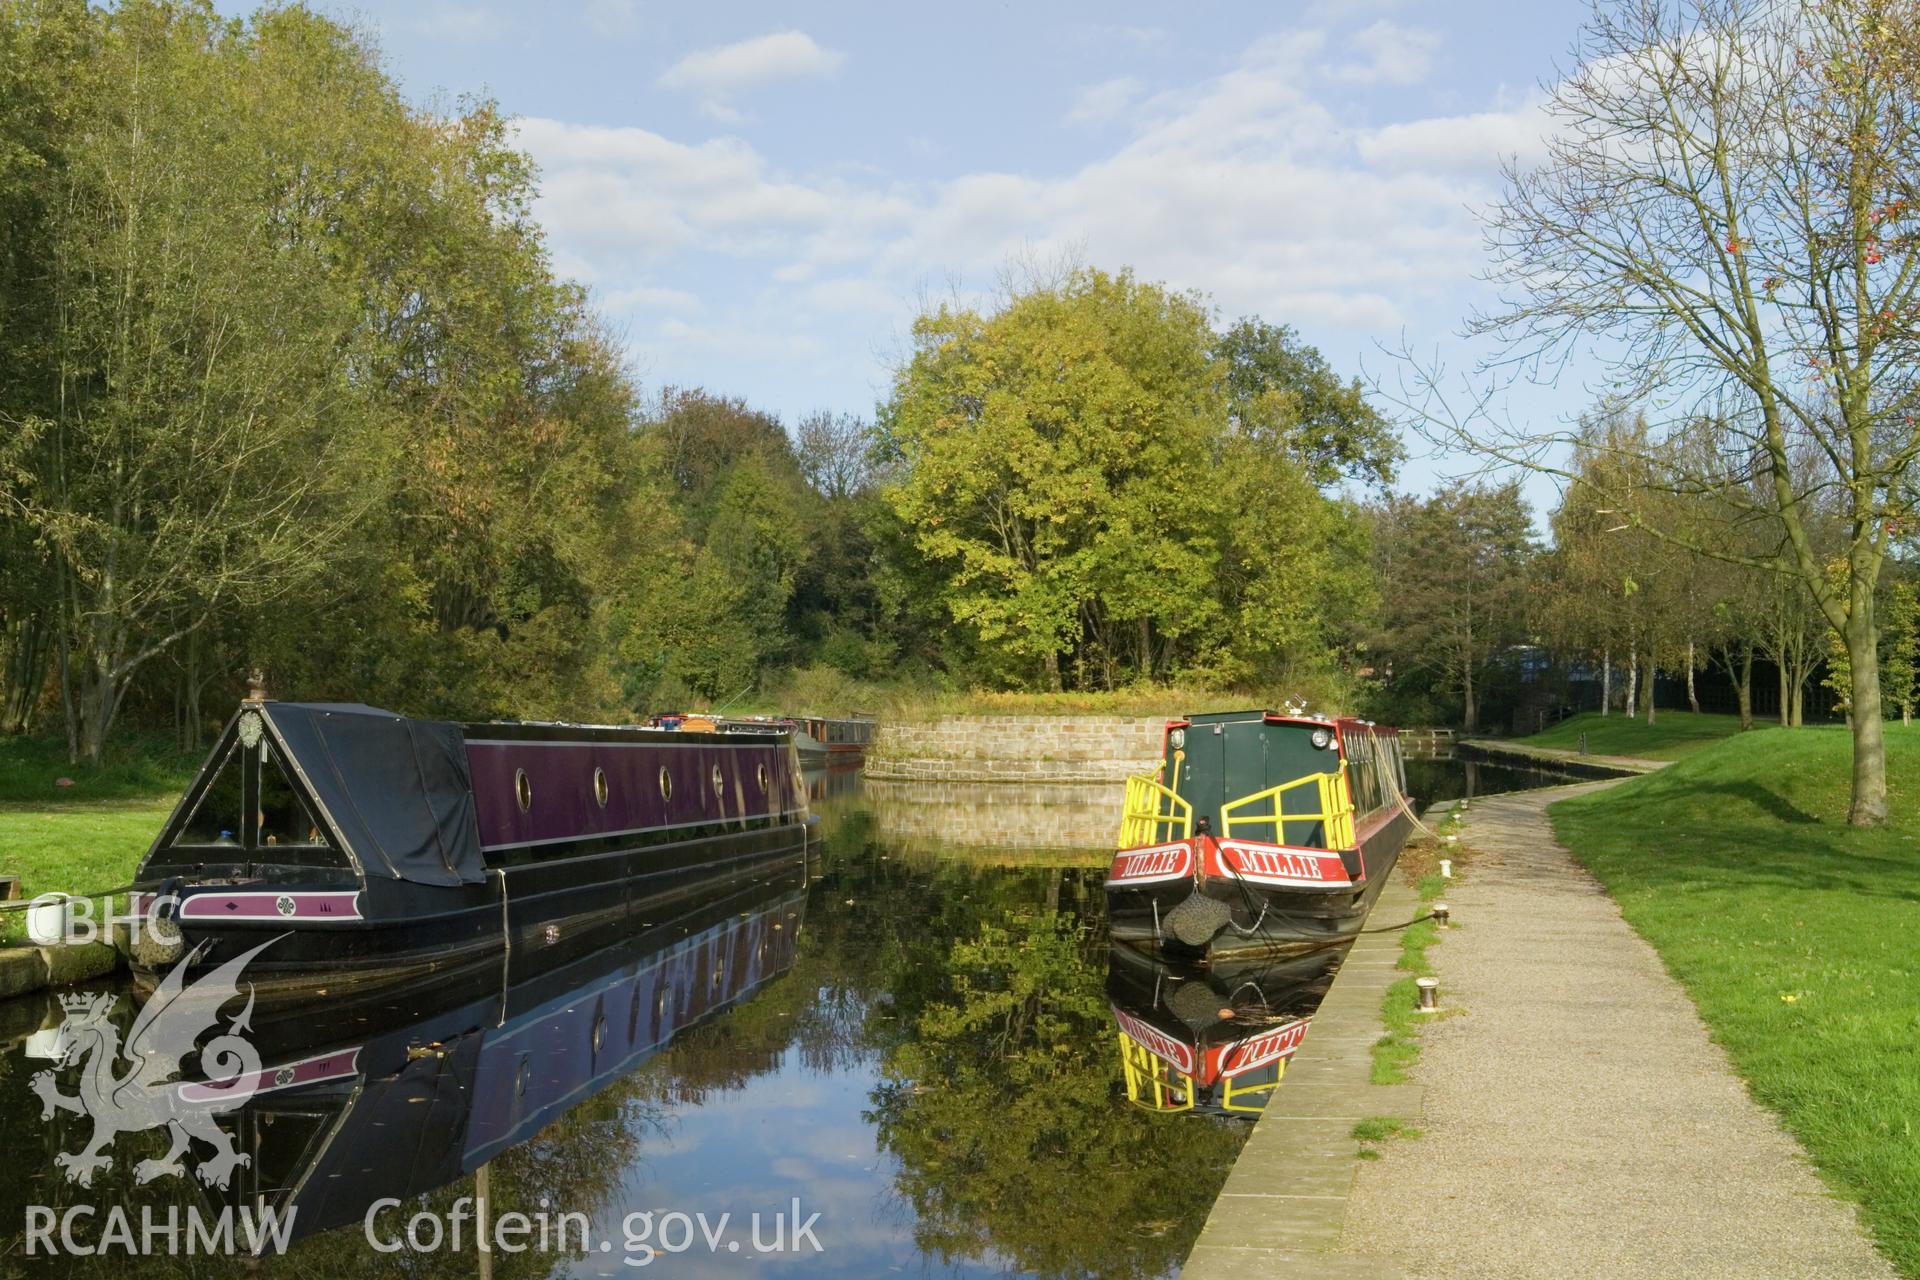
[1222,1018,1311,1077]
[1111,1007,1195,1075]
[1219,843,1352,887]
[1109,843,1191,883]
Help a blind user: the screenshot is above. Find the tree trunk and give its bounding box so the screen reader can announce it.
[1736,647,1753,731]
[1778,661,1790,727]
[0,616,53,735]
[1043,648,1062,694]
[77,657,120,768]
[56,582,79,764]
[1462,666,1478,734]
[1601,648,1611,716]
[1625,642,1638,717]
[1843,610,1889,827]
[1639,652,1655,724]
[1791,677,1804,727]
[1685,638,1699,713]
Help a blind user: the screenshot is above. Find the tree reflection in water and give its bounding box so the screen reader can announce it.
[0,800,1256,1280]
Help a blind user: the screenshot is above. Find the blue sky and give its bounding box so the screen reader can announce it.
[305,1,1595,501]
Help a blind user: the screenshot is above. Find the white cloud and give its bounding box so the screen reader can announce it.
[514,118,851,260]
[657,30,844,119]
[1329,20,1441,85]
[1065,77,1143,127]
[520,22,1552,391]
[1356,101,1551,176]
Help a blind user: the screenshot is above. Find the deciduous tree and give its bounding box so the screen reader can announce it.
[1400,0,1920,823]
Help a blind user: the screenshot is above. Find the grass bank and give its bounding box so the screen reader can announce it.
[1516,709,1747,760]
[1371,817,1459,1085]
[0,735,192,935]
[1550,723,1919,1275]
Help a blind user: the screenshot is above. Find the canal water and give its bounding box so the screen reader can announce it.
[1,754,1568,1278]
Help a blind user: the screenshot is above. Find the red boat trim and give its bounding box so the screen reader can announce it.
[1220,1017,1311,1077]
[1213,840,1353,889]
[179,890,364,922]
[1108,840,1194,885]
[177,1047,362,1104]
[1112,1006,1196,1075]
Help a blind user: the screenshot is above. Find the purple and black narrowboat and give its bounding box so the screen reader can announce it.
[1103,710,1413,961]
[130,698,810,991]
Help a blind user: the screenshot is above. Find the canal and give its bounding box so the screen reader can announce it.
[2,754,1570,1277]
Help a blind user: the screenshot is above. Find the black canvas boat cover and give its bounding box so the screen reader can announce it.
[266,702,486,886]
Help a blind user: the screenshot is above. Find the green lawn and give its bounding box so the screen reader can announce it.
[0,800,174,896]
[1551,723,1920,1275]
[1517,709,1749,760]
[0,734,192,935]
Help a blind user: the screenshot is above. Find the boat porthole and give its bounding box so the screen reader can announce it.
[515,769,532,813]
[711,764,725,797]
[515,1057,530,1098]
[592,1013,607,1056]
[593,767,609,808]
[756,763,769,793]
[659,765,672,801]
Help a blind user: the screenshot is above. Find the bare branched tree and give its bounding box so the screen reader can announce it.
[795,409,876,500]
[1389,0,1920,824]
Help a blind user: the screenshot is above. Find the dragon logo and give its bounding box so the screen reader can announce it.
[30,938,276,1189]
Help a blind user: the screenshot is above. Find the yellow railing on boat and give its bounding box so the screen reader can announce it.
[1117,1031,1194,1112]
[1221,1061,1285,1113]
[1219,768,1356,849]
[1118,774,1193,849]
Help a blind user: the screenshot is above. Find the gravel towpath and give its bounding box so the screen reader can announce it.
[1336,781,1897,1280]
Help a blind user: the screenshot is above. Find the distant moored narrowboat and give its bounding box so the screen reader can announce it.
[131,699,810,992]
[1103,710,1413,961]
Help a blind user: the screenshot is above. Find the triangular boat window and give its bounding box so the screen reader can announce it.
[176,744,245,848]
[258,740,334,849]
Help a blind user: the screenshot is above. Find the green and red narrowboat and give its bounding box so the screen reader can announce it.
[1107,942,1341,1115]
[1103,710,1412,961]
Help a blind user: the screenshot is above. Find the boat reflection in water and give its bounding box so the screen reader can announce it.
[1106,944,1343,1116]
[174,861,808,1246]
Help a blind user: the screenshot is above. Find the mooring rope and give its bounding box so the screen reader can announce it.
[0,878,168,914]
[1352,909,1442,935]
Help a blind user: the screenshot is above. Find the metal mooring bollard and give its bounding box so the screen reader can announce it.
[1433,902,1450,928]
[1415,977,1440,1013]
[1439,858,1453,879]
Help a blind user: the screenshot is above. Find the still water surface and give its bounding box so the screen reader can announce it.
[2,754,1566,1278]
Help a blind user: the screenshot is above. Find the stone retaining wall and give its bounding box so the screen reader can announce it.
[864,779,1120,857]
[864,715,1166,783]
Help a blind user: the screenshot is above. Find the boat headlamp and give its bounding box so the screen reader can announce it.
[1310,727,1334,750]
[1170,729,1186,749]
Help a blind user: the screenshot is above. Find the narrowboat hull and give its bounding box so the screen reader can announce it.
[1105,808,1412,960]
[131,701,812,995]
[1104,710,1414,963]
[133,825,807,995]
[1106,944,1340,1114]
